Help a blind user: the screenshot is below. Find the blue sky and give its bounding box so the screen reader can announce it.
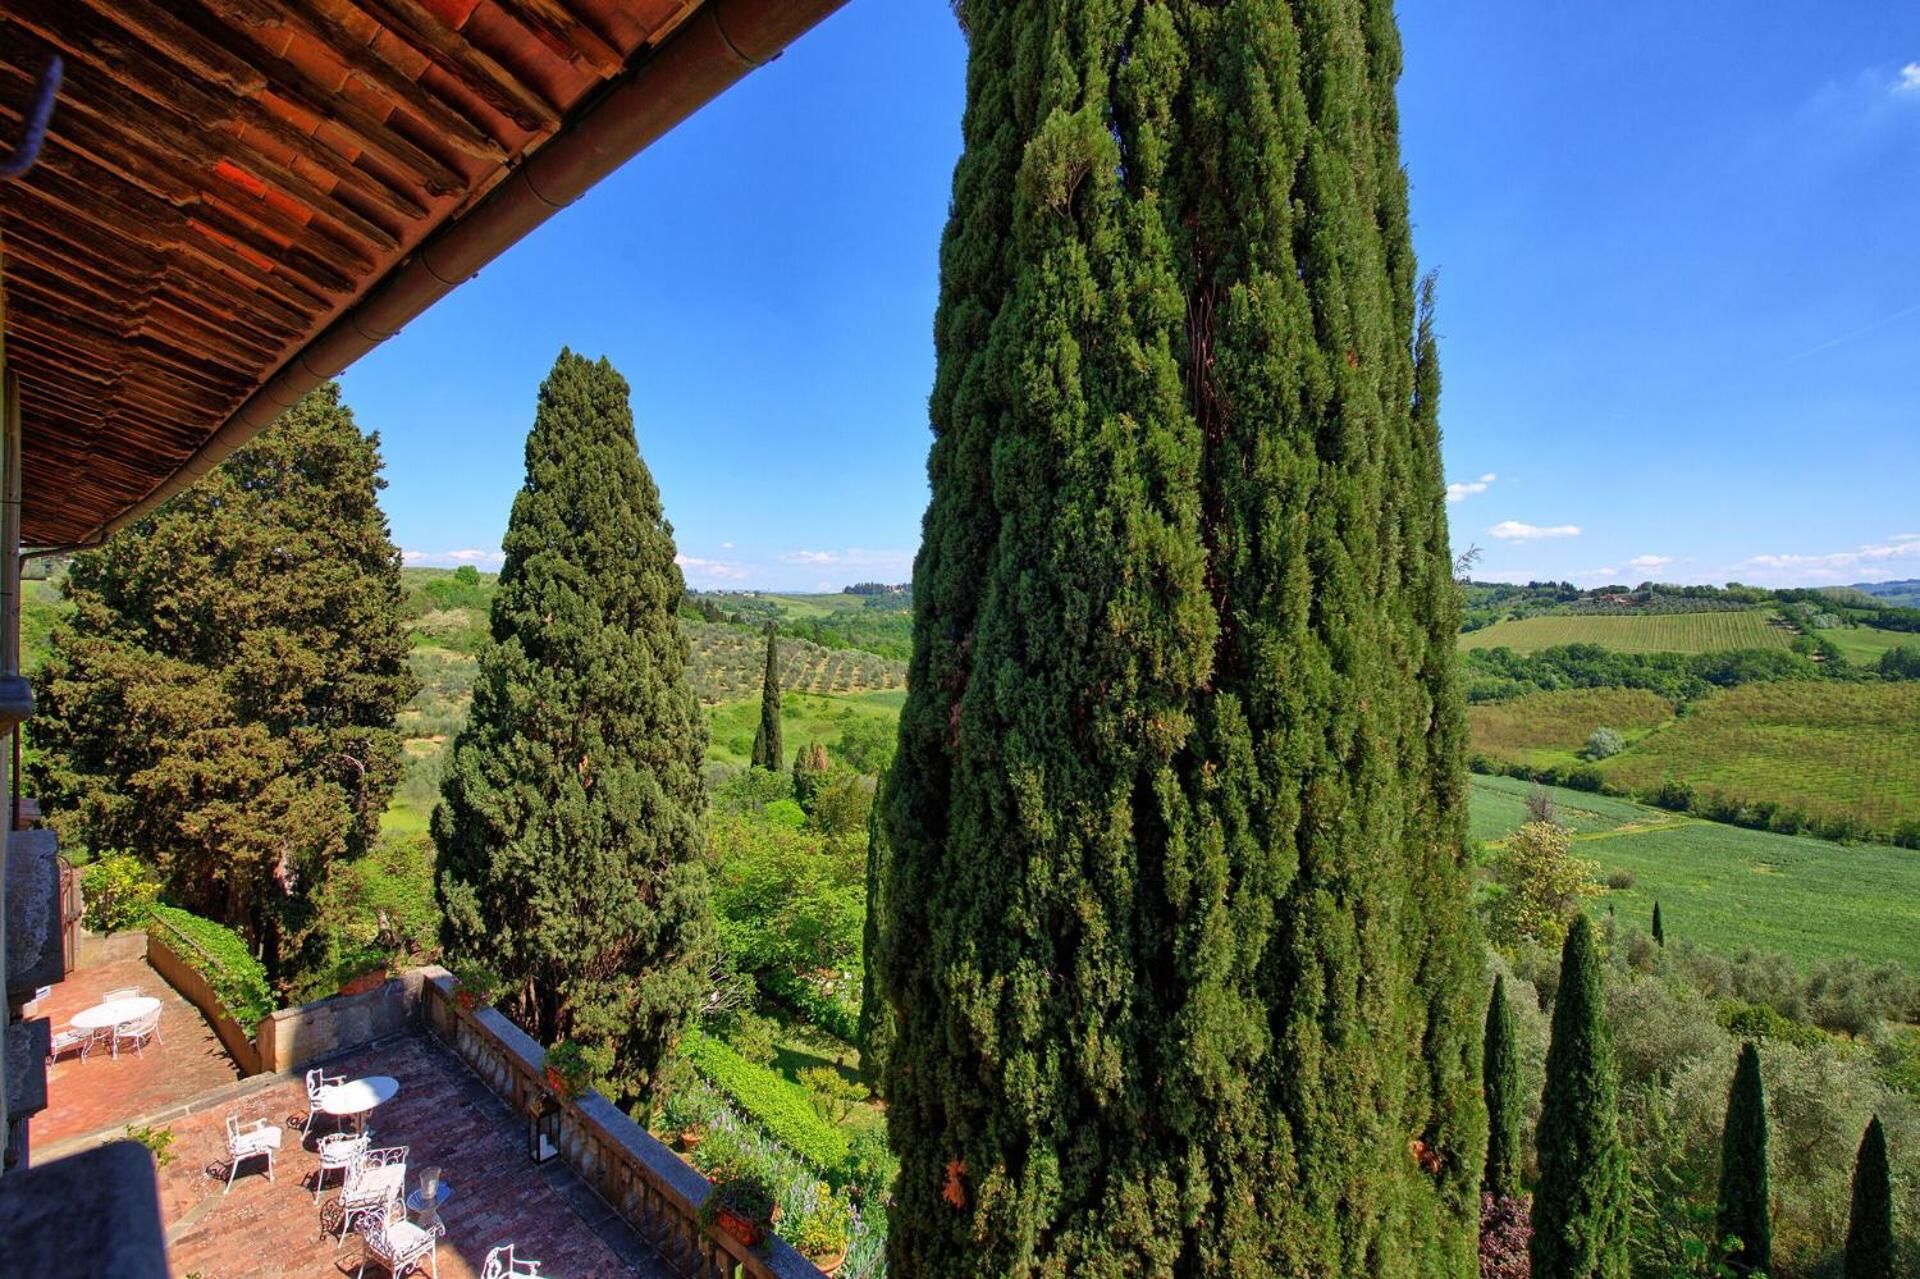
[345,3,1920,592]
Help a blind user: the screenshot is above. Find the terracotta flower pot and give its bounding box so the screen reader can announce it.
[806,1248,847,1276]
[679,1125,705,1152]
[716,1206,766,1247]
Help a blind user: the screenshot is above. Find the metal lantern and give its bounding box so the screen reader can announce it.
[527,1092,561,1164]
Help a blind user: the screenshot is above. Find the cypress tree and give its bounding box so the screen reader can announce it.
[32,384,415,980]
[1844,1115,1894,1279]
[1531,915,1628,1279]
[880,3,1481,1273]
[1483,975,1524,1200]
[859,772,897,1088]
[750,624,783,770]
[1652,900,1664,946]
[434,349,710,1100]
[1716,1042,1770,1275]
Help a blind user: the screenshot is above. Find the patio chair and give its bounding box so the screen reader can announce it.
[352,1200,441,1279]
[304,1065,347,1132]
[47,1024,99,1065]
[481,1243,542,1279]
[313,1131,371,1202]
[101,986,142,1001]
[223,1114,283,1192]
[335,1145,409,1244]
[112,1007,162,1057]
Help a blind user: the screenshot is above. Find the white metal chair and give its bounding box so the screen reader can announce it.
[47,1024,100,1065]
[223,1114,283,1192]
[305,1065,347,1131]
[101,986,142,1001]
[314,1131,371,1202]
[335,1145,409,1244]
[481,1243,542,1279]
[353,1200,440,1279]
[113,1008,162,1057]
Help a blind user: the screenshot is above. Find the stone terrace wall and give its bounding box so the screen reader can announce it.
[418,969,823,1279]
[146,931,263,1076]
[256,968,426,1075]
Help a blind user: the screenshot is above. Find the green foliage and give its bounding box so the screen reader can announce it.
[708,811,863,988]
[881,5,1480,1271]
[791,1182,854,1258]
[434,350,711,1102]
[750,627,784,771]
[1715,1000,1824,1049]
[857,784,894,1086]
[1653,901,1665,947]
[1879,645,1920,680]
[80,854,160,935]
[728,1010,780,1067]
[1716,1043,1771,1275]
[302,833,439,1001]
[762,969,860,1045]
[1490,821,1603,950]
[1532,916,1629,1278]
[149,904,274,1025]
[1844,1116,1894,1279]
[124,1122,175,1168]
[684,1031,851,1175]
[834,715,897,776]
[1484,975,1525,1200]
[798,1065,865,1125]
[1461,614,1796,658]
[31,385,416,981]
[543,1038,612,1100]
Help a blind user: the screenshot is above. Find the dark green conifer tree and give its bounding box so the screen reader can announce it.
[1531,915,1628,1279]
[1717,1042,1771,1275]
[879,3,1481,1273]
[1483,974,1524,1200]
[32,384,415,980]
[1844,1115,1894,1279]
[1652,900,1664,946]
[434,350,710,1100]
[750,625,783,770]
[859,775,897,1089]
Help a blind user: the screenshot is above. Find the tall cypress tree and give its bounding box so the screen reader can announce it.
[1844,1115,1894,1279]
[750,625,783,770]
[859,772,897,1088]
[32,384,415,980]
[1652,900,1664,946]
[880,3,1480,1273]
[434,349,710,1099]
[1716,1042,1771,1275]
[1483,974,1524,1201]
[1531,915,1628,1279]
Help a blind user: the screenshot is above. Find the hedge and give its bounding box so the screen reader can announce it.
[684,1030,850,1176]
[760,970,860,1045]
[149,904,275,1025]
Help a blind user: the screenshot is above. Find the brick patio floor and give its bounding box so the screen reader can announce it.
[153,1031,675,1278]
[32,953,244,1148]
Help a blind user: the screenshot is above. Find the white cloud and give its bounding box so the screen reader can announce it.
[1487,520,1581,542]
[675,554,756,584]
[776,547,913,574]
[403,548,504,568]
[720,541,735,550]
[1894,532,1920,542]
[1625,554,1673,573]
[1446,472,1497,504]
[1734,537,1920,584]
[1899,61,1920,93]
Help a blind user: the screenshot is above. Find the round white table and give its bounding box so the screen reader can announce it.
[318,1075,400,1133]
[70,996,162,1057]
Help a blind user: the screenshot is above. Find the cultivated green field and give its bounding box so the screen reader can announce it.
[685,621,905,703]
[1597,680,1920,834]
[1469,775,1920,970]
[1458,610,1794,655]
[1467,688,1672,767]
[706,689,906,769]
[1822,624,1918,665]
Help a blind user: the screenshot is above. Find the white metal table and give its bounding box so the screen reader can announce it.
[317,1075,400,1134]
[69,996,162,1058]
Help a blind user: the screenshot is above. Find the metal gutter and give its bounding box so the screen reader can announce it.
[41,0,848,552]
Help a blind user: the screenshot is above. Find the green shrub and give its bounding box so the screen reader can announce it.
[727,1011,780,1067]
[762,970,861,1044]
[684,1031,850,1175]
[798,1066,865,1124]
[148,904,274,1025]
[124,1122,175,1168]
[1584,726,1626,759]
[81,854,160,935]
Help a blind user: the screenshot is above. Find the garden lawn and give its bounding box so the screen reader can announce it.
[707,690,906,768]
[1823,624,1918,665]
[1458,610,1793,655]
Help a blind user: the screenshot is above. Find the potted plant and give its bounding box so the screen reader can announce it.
[702,1175,777,1248]
[542,1038,601,1101]
[792,1184,852,1275]
[452,964,499,1011]
[659,1086,707,1152]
